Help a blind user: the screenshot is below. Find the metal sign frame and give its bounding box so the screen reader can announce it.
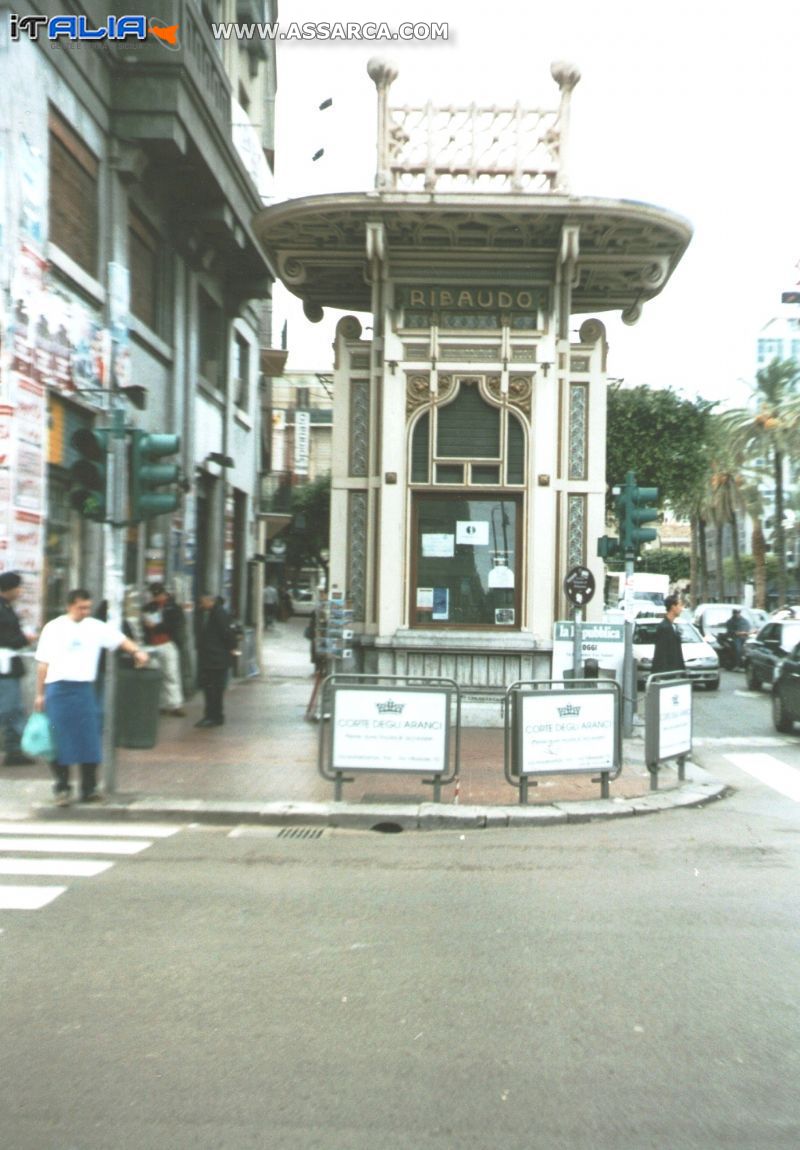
[504,679,622,804]
[318,673,461,802]
[644,670,693,788]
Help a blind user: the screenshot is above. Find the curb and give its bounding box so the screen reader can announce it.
[21,762,730,831]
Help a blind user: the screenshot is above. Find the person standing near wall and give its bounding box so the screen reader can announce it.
[34,588,149,805]
[0,572,35,766]
[142,582,187,716]
[193,591,239,728]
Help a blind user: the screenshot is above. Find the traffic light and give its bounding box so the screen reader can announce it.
[615,470,659,554]
[129,431,181,521]
[597,535,620,560]
[69,428,109,522]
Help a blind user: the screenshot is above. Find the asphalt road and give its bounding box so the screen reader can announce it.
[0,729,799,1150]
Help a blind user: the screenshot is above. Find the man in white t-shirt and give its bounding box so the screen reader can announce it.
[35,588,149,805]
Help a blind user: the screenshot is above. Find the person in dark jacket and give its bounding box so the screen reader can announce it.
[651,594,686,675]
[0,571,35,765]
[193,591,239,727]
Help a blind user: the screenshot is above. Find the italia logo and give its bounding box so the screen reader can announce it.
[10,14,180,49]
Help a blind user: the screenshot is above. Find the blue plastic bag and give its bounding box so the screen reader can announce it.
[21,712,57,761]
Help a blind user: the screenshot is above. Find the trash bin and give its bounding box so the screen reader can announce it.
[115,666,162,748]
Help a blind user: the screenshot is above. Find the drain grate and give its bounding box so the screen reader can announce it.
[276,826,327,840]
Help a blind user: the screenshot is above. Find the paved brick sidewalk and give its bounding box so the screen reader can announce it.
[0,617,677,810]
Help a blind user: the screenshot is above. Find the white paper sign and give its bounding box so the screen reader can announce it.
[456,521,489,546]
[518,691,616,774]
[422,533,454,558]
[332,689,449,773]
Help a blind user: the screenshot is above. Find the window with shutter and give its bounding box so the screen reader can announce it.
[48,110,99,276]
[128,209,160,332]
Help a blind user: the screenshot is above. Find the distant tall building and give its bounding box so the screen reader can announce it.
[756,267,800,371]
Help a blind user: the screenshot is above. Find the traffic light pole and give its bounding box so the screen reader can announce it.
[101,406,128,796]
[622,551,636,738]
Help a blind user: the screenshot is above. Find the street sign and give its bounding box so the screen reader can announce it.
[551,621,625,682]
[563,565,595,606]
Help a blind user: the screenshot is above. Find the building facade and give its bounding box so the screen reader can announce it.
[0,0,277,632]
[255,60,691,686]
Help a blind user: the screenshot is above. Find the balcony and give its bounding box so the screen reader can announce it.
[98,0,272,290]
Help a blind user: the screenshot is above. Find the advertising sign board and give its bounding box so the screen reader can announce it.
[645,678,692,767]
[331,686,450,774]
[514,689,617,775]
[551,621,625,682]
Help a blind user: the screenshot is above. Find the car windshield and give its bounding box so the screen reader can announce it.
[779,623,800,650]
[634,620,704,645]
[701,606,739,627]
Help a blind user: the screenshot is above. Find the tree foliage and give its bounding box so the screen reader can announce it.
[606,385,715,515]
[285,473,331,575]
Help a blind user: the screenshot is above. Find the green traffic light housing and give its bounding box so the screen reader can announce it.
[69,428,109,522]
[130,431,181,521]
[597,534,620,560]
[615,470,659,554]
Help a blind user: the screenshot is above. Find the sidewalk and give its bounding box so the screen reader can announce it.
[0,618,727,827]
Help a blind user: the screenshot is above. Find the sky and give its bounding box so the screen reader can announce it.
[269,0,800,407]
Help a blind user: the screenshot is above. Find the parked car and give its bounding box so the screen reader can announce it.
[772,641,800,733]
[742,619,800,691]
[633,616,720,690]
[770,605,800,620]
[289,587,315,616]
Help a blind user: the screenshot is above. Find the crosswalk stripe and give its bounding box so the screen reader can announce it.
[0,859,114,877]
[0,821,178,838]
[0,886,67,910]
[0,838,152,855]
[724,753,800,803]
[695,736,791,747]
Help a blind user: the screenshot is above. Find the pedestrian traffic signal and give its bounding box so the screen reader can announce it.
[129,431,181,521]
[597,534,620,560]
[616,471,659,554]
[69,428,110,522]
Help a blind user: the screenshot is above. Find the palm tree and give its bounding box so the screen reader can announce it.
[741,480,769,610]
[721,358,800,605]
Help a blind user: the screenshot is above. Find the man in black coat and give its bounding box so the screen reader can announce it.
[651,594,686,676]
[0,571,35,765]
[193,591,239,727]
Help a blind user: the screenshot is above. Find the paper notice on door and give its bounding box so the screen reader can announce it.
[456,521,489,546]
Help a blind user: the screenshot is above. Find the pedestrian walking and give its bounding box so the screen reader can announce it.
[651,594,686,675]
[0,571,35,766]
[34,588,149,805]
[142,582,187,716]
[193,591,239,728]
[264,583,279,628]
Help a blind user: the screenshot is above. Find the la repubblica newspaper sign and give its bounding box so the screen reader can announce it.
[330,685,452,774]
[551,622,625,682]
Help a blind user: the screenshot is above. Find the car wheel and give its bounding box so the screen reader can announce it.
[705,678,720,691]
[745,664,760,691]
[772,689,795,734]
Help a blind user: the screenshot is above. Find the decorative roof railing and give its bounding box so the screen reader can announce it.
[368,58,581,194]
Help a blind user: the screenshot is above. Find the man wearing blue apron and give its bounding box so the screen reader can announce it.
[34,588,149,805]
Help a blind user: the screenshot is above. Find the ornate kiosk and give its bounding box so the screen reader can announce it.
[254,61,691,692]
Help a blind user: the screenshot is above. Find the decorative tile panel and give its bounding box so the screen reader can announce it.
[568,381,588,481]
[348,491,368,622]
[349,380,370,476]
[567,494,586,569]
